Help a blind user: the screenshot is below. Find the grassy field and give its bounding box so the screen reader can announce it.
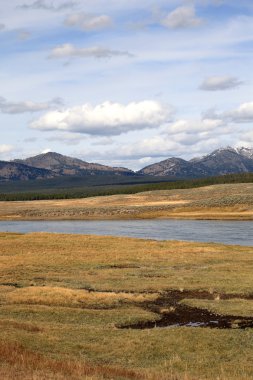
[0,232,253,379]
[1,183,253,220]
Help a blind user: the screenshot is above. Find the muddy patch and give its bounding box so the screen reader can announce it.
[80,286,158,294]
[118,290,253,330]
[97,264,141,270]
[0,282,23,288]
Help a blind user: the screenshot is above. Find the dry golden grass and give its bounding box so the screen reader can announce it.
[0,232,253,380]
[0,340,247,380]
[5,286,157,308]
[0,341,147,380]
[1,183,253,220]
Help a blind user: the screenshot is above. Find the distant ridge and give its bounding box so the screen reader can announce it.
[1,147,253,182]
[138,147,253,177]
[14,152,134,177]
[0,160,55,181]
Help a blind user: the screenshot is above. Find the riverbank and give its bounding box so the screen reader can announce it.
[0,183,253,220]
[0,232,253,379]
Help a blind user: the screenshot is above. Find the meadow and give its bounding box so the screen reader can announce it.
[0,232,253,379]
[0,183,253,220]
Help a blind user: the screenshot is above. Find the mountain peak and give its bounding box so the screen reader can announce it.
[13,152,134,177]
[139,146,253,178]
[235,146,253,159]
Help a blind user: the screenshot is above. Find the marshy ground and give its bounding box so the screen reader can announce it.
[0,232,253,379]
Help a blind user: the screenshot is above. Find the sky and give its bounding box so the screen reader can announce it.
[0,0,253,170]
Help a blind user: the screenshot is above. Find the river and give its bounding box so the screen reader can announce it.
[0,220,252,246]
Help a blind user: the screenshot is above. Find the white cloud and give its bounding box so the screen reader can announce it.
[114,136,182,158]
[64,13,112,31]
[49,44,133,59]
[0,97,63,114]
[166,118,224,134]
[30,100,173,136]
[161,6,203,29]
[88,129,234,167]
[20,0,77,11]
[238,131,253,142]
[200,76,243,91]
[138,156,153,165]
[41,148,52,154]
[0,23,5,31]
[225,102,253,123]
[0,145,14,156]
[205,102,253,123]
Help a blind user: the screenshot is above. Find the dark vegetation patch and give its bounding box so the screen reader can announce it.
[118,290,253,330]
[80,287,158,294]
[97,264,141,269]
[0,282,23,288]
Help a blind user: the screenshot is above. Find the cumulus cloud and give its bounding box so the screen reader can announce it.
[166,118,224,134]
[156,118,229,149]
[64,13,112,31]
[161,6,203,29]
[117,136,182,158]
[30,100,173,136]
[204,102,253,123]
[20,0,77,11]
[0,97,63,114]
[98,133,224,163]
[200,76,243,91]
[95,131,231,166]
[49,44,133,60]
[225,102,253,123]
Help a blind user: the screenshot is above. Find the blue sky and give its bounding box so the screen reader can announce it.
[1,0,253,169]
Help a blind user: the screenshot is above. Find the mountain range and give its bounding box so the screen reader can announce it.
[1,147,253,182]
[138,147,253,177]
[14,152,134,177]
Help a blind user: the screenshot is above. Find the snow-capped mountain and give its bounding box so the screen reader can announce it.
[139,147,253,178]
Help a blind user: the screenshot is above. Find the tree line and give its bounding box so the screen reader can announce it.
[0,173,253,201]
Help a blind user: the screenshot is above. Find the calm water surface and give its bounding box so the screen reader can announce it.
[0,220,252,246]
